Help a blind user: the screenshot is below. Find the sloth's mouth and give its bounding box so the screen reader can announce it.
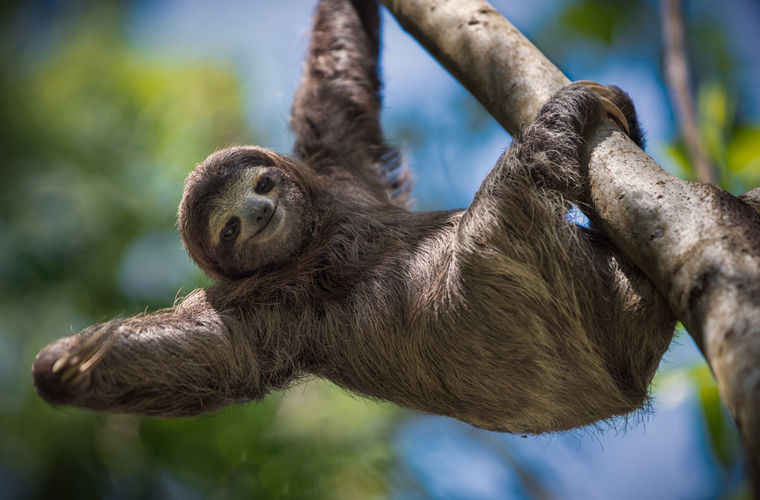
[248,203,277,240]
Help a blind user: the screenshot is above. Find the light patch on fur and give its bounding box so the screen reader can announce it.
[208,167,271,246]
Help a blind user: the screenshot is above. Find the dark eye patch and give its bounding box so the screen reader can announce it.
[220,216,241,242]
[255,174,274,195]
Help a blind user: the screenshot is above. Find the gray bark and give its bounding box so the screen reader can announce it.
[380,0,760,492]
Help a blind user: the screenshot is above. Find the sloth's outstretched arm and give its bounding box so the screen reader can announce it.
[291,0,410,204]
[32,291,264,417]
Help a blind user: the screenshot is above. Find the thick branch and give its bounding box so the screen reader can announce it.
[380,0,569,135]
[381,0,760,491]
[661,0,716,184]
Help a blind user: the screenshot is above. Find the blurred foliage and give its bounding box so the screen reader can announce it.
[2,381,396,499]
[666,80,760,192]
[558,0,644,45]
[688,363,741,468]
[653,357,749,500]
[0,3,397,499]
[533,0,659,61]
[655,328,744,475]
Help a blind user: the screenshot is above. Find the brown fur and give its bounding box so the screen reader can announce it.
[32,0,675,433]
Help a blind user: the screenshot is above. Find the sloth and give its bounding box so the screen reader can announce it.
[33,0,675,433]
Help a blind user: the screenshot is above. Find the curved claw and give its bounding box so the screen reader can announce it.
[573,80,631,136]
[58,323,117,386]
[34,321,119,404]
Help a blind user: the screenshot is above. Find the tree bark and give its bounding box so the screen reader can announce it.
[380,0,760,492]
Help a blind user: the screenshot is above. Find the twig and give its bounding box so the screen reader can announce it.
[661,0,716,184]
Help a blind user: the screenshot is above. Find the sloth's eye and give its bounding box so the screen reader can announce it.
[221,217,241,242]
[255,174,274,195]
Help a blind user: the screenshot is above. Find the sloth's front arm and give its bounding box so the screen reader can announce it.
[33,290,264,417]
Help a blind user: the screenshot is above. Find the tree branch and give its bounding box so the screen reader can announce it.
[380,0,569,136]
[661,0,716,184]
[380,0,760,492]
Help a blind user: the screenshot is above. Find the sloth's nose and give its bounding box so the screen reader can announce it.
[243,196,274,226]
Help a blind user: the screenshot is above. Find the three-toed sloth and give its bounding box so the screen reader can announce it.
[33,0,675,433]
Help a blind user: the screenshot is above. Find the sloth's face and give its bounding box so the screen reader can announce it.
[207,164,310,278]
[179,146,316,281]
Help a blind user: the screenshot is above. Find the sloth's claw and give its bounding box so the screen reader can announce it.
[34,322,119,403]
[573,80,631,136]
[59,323,117,383]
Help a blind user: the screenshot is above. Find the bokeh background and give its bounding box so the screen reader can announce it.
[1,0,759,498]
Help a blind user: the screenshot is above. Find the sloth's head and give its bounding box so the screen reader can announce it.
[179,146,320,280]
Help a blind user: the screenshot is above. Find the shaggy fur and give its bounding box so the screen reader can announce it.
[33,0,675,433]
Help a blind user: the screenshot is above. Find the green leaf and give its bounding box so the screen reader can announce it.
[664,142,691,178]
[726,127,760,188]
[697,82,732,166]
[688,364,740,467]
[560,0,617,44]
